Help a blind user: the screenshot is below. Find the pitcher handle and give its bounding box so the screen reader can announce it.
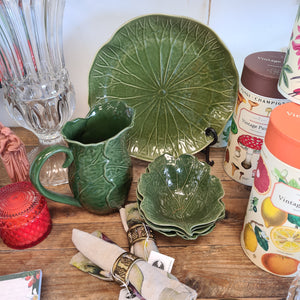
[30,145,82,207]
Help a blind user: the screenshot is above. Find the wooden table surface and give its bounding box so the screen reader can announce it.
[0,128,294,300]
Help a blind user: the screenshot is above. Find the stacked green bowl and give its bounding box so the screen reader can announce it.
[137,154,225,240]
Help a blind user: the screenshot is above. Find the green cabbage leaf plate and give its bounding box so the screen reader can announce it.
[89,14,238,161]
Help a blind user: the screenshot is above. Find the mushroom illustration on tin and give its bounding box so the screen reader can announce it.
[235,146,241,158]
[225,148,230,164]
[238,135,263,170]
[235,92,246,114]
[248,100,259,111]
[231,162,239,176]
[265,107,272,117]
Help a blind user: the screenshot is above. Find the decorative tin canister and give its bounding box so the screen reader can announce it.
[241,102,300,277]
[278,5,300,104]
[224,51,289,186]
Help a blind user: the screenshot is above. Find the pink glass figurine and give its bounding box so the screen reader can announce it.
[0,122,30,182]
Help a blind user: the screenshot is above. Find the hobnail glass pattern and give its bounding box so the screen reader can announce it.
[0,182,52,249]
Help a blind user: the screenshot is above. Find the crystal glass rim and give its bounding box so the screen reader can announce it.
[0,0,66,83]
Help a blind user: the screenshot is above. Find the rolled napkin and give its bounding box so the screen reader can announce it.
[120,202,159,260]
[70,230,113,281]
[72,229,197,300]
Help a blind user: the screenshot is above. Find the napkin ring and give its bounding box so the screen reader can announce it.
[127,223,155,246]
[112,252,142,285]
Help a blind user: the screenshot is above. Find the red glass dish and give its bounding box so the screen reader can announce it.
[0,181,52,249]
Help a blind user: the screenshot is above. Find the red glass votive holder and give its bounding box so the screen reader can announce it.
[0,181,52,249]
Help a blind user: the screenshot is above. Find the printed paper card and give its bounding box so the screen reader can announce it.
[0,269,42,300]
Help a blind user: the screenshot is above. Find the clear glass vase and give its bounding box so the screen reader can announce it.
[0,0,75,186]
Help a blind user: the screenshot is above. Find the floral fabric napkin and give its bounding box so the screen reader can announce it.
[72,229,197,300]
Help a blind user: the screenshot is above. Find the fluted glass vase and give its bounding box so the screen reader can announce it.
[0,0,75,186]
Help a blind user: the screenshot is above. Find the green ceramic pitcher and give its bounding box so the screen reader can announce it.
[30,100,135,215]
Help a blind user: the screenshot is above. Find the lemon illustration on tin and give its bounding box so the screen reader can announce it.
[244,223,257,252]
[261,197,287,228]
[271,226,300,253]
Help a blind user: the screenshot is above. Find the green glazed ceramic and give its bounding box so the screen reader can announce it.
[138,194,223,240]
[30,100,135,215]
[137,153,225,239]
[138,206,218,240]
[89,14,238,161]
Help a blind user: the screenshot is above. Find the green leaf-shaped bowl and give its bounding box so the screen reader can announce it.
[89,14,238,161]
[137,154,225,238]
[137,186,224,232]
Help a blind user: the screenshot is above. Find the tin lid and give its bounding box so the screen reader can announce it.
[241,51,286,99]
[265,102,300,168]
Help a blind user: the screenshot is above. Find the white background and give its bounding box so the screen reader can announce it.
[0,0,298,126]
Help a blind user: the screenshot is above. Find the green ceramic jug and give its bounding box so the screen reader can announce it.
[30,100,135,215]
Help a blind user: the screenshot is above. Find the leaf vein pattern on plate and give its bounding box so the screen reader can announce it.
[165,101,200,153]
[118,27,160,88]
[166,26,208,86]
[133,99,160,153]
[162,17,187,86]
[167,100,203,132]
[106,47,157,90]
